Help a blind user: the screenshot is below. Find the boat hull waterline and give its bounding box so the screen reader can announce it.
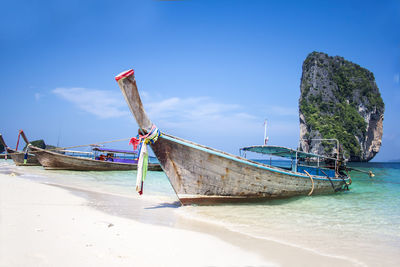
[116,69,350,204]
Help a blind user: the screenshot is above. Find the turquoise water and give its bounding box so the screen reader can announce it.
[1,159,399,265]
[177,162,400,265]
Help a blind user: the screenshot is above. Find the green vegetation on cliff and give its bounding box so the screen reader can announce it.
[300,98,366,157]
[300,52,384,160]
[330,61,384,112]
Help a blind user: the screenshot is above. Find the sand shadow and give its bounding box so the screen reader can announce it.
[144,201,181,209]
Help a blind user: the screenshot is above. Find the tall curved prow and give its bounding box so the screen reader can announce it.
[7,130,41,166]
[19,130,30,146]
[116,70,153,133]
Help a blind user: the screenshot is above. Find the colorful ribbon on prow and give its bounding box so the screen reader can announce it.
[129,125,161,195]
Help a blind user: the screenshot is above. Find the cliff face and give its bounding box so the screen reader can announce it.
[299,52,384,162]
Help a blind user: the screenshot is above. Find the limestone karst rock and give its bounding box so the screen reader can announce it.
[299,52,384,162]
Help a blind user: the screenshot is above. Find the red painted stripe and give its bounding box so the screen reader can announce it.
[115,69,134,81]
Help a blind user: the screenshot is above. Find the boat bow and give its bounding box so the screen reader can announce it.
[116,70,153,133]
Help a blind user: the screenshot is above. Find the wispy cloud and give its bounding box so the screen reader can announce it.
[51,87,297,144]
[142,95,299,151]
[52,87,129,119]
[51,87,257,127]
[139,94,264,138]
[145,96,244,122]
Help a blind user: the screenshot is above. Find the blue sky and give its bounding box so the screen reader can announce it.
[1,0,399,161]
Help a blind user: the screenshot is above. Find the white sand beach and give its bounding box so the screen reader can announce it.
[0,174,269,267]
[0,170,364,267]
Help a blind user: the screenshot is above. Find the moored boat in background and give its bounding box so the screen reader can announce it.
[29,145,162,171]
[0,131,41,166]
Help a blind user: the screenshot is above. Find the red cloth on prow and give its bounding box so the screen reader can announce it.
[115,69,134,81]
[129,137,141,150]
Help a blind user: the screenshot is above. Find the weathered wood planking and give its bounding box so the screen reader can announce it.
[7,149,41,166]
[29,146,162,171]
[151,134,346,204]
[116,69,349,205]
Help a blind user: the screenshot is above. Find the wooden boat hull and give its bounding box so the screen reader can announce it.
[116,69,349,205]
[151,134,348,204]
[0,134,40,166]
[29,146,162,171]
[7,148,41,166]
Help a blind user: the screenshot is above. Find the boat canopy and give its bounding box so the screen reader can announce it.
[92,147,137,155]
[240,145,336,160]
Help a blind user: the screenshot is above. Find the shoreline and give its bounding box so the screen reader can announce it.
[59,184,361,266]
[0,170,361,266]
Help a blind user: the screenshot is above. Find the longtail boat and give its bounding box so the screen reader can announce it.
[29,145,162,171]
[0,131,41,166]
[116,69,351,205]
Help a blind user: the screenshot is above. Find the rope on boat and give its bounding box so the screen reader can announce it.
[8,138,131,155]
[2,150,33,156]
[46,137,132,151]
[4,137,132,156]
[334,168,350,190]
[320,169,337,191]
[348,167,375,177]
[129,125,161,195]
[344,169,352,185]
[304,170,314,196]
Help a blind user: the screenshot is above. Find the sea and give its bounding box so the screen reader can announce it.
[1,159,399,266]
